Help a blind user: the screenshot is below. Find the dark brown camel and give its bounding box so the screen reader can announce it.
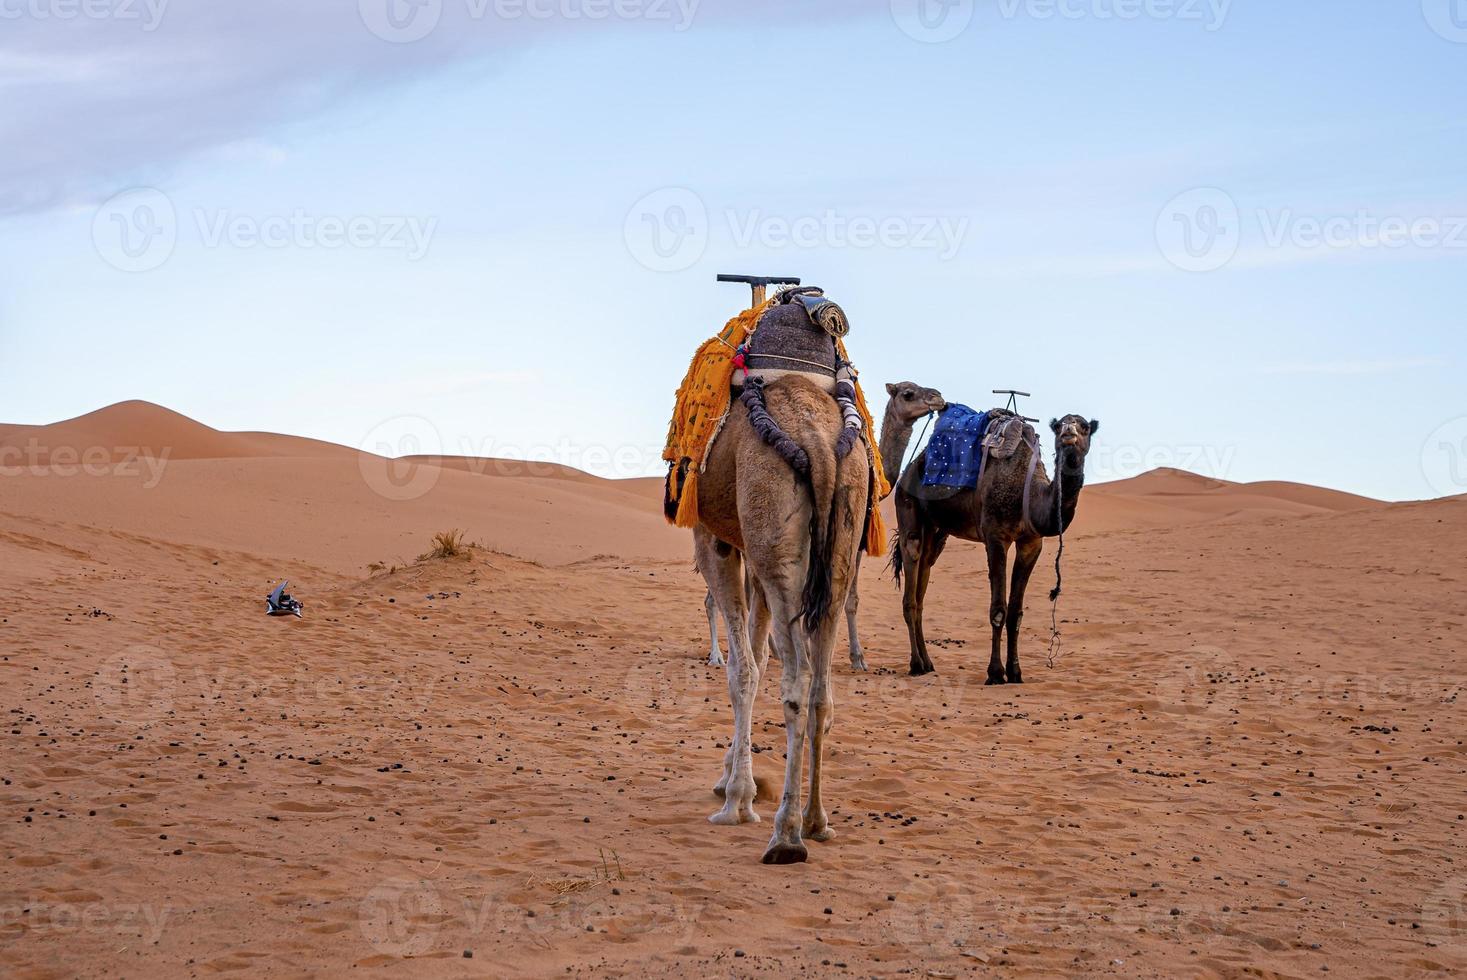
[892,412,1098,680]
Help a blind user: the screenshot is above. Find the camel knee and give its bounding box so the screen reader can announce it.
[902,595,922,623]
[990,607,1006,630]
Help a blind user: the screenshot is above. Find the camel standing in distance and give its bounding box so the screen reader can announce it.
[893,412,1098,680]
[700,380,944,670]
[694,375,869,864]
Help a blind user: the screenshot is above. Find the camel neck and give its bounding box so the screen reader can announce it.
[878,411,916,486]
[1041,449,1088,535]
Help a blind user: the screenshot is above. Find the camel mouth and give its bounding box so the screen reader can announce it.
[1059,434,1081,447]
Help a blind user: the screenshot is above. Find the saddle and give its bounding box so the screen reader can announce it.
[733,287,849,393]
[662,289,890,554]
[907,406,1039,496]
[980,410,1036,462]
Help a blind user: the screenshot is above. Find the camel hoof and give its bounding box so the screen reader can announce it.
[760,840,808,864]
[985,676,1006,686]
[849,655,868,673]
[708,654,725,667]
[709,807,759,826]
[805,825,836,843]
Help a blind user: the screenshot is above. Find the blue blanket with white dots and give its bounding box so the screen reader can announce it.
[921,404,991,489]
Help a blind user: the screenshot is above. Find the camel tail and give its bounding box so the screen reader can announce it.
[799,436,840,634]
[888,530,903,588]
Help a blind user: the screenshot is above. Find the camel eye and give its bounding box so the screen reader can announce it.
[902,391,915,400]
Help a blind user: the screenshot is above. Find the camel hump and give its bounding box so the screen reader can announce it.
[757,375,844,451]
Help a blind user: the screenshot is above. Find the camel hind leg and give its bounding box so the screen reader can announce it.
[696,529,760,825]
[760,590,813,864]
[704,589,724,666]
[802,615,838,843]
[984,538,1010,685]
[844,556,867,672]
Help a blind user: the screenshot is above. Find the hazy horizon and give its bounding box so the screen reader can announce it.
[2,1,1464,501]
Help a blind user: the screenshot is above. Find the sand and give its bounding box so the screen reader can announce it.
[2,401,1464,977]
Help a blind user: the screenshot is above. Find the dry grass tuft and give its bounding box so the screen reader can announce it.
[419,529,470,561]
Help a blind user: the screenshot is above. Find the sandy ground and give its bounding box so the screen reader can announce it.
[2,402,1464,978]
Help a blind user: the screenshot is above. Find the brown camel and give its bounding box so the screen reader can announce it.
[892,411,1098,680]
[693,375,869,864]
[699,379,945,671]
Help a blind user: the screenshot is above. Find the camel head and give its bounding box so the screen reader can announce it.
[1050,415,1100,470]
[884,381,946,424]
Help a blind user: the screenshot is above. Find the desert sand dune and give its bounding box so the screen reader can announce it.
[1,402,1462,977]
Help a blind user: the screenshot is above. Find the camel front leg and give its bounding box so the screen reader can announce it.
[747,575,772,676]
[1005,537,1043,684]
[844,556,867,672]
[984,538,1010,685]
[704,590,724,667]
[696,531,760,825]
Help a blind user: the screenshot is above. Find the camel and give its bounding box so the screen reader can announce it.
[698,380,944,670]
[892,411,1098,680]
[693,375,869,864]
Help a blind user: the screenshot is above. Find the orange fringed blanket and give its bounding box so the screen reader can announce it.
[662,301,892,556]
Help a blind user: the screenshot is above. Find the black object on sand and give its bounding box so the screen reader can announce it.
[266,581,303,618]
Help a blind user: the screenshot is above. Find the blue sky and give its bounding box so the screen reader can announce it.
[1,0,1464,500]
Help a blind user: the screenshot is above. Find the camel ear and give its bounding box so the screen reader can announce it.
[1088,419,1100,435]
[1049,417,1061,434]
[886,383,898,396]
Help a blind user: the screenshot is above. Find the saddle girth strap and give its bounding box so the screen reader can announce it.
[1019,434,1043,537]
